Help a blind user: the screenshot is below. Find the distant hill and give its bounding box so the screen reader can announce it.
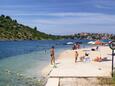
[0,15,114,41]
[0,15,60,40]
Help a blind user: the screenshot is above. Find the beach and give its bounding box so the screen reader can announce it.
[0,40,113,86]
[0,40,73,86]
[43,46,114,86]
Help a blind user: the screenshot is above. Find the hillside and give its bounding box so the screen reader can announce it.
[0,15,115,41]
[0,15,59,40]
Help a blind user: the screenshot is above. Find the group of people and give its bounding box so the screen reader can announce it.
[72,43,80,50]
[50,45,102,66]
[74,51,90,63]
[50,45,80,65]
[72,43,80,63]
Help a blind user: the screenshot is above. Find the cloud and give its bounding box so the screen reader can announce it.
[1,11,114,31]
[0,0,115,35]
[95,4,113,9]
[0,12,111,16]
[33,12,115,25]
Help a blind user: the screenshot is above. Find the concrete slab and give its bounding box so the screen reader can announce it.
[49,46,112,78]
[45,46,113,86]
[50,62,111,78]
[60,78,101,86]
[45,78,59,86]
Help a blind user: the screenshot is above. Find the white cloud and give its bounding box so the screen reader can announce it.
[95,4,113,9]
[33,12,115,25]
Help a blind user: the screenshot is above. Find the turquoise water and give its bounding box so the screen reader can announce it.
[0,40,101,86]
[0,40,74,86]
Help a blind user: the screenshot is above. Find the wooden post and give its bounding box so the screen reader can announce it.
[109,41,115,77]
[112,50,114,77]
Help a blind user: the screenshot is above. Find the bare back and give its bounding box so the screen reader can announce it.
[50,48,54,56]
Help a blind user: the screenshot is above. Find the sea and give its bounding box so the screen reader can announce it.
[0,39,109,86]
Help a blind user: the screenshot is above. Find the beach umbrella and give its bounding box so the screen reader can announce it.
[95,40,102,45]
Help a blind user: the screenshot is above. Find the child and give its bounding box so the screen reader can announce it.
[75,51,79,63]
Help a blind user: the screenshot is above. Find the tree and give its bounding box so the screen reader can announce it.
[34,26,37,31]
[6,16,11,20]
[13,20,17,23]
[1,14,5,17]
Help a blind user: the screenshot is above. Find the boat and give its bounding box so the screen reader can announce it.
[66,42,74,45]
[88,41,95,45]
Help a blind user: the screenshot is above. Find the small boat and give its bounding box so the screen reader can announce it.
[88,41,95,45]
[66,42,74,45]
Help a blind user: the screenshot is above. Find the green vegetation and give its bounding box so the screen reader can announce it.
[0,15,115,40]
[98,72,115,86]
[0,15,61,40]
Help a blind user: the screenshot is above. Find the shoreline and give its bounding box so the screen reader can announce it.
[42,45,113,86]
[42,45,112,76]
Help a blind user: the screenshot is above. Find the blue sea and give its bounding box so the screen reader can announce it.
[0,39,108,86]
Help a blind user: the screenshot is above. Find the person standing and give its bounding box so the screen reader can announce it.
[77,43,80,49]
[72,44,76,50]
[50,46,55,65]
[75,51,79,63]
[96,46,99,51]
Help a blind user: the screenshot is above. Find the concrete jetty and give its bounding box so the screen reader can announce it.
[45,46,113,86]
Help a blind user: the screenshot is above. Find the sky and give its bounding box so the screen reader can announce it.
[0,0,115,35]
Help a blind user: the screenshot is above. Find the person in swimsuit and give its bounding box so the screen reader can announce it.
[50,46,55,65]
[75,51,79,63]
